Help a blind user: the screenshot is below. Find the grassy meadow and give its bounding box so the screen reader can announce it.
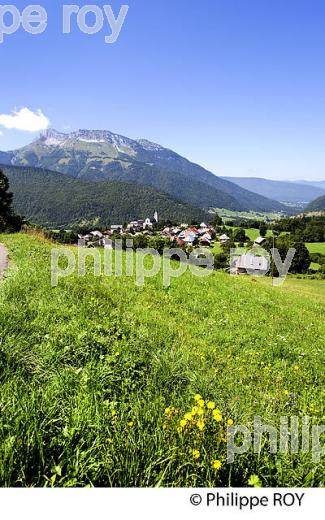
[306,242,325,255]
[256,276,325,303]
[306,243,325,271]
[0,233,324,487]
[214,208,283,221]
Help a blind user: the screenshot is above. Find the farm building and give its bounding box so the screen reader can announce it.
[232,254,269,275]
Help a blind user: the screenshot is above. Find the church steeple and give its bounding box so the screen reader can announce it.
[154,211,158,223]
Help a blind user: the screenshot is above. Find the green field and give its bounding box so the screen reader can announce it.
[256,276,325,303]
[0,234,324,487]
[310,262,321,271]
[306,242,325,255]
[306,243,325,271]
[213,208,283,221]
[212,242,222,254]
[244,228,273,241]
[244,228,260,241]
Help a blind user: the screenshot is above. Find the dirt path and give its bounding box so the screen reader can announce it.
[0,244,8,279]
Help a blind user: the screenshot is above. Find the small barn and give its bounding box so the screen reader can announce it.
[232,254,269,275]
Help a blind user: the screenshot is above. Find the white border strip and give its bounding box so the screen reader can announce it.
[0,488,323,519]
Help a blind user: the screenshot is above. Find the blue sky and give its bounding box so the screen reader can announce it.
[0,0,325,180]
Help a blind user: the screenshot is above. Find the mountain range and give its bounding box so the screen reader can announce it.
[222,176,325,204]
[297,180,325,191]
[0,129,288,215]
[3,165,208,229]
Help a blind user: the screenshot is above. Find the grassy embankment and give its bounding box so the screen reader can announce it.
[0,233,324,487]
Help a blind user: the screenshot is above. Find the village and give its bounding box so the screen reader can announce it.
[76,211,269,275]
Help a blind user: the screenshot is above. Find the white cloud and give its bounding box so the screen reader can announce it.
[0,130,3,136]
[0,108,50,132]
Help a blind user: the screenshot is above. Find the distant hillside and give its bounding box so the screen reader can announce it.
[305,195,325,213]
[222,176,325,203]
[2,165,209,229]
[297,180,325,191]
[0,128,288,213]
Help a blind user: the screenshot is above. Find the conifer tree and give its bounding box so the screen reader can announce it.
[0,168,22,232]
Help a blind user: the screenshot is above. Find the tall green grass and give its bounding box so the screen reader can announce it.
[0,234,324,487]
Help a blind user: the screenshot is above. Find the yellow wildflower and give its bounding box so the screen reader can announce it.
[128,421,134,427]
[111,410,117,417]
[198,399,205,408]
[207,401,216,410]
[212,460,222,471]
[197,419,205,431]
[180,419,187,428]
[227,419,234,426]
[184,412,193,421]
[213,412,222,422]
[192,449,200,460]
[165,407,171,415]
[194,394,202,401]
[191,406,199,414]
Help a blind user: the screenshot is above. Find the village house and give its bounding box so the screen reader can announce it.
[178,227,200,245]
[78,233,91,242]
[90,230,104,239]
[161,227,177,242]
[78,230,105,246]
[198,222,209,235]
[143,218,153,229]
[175,237,185,247]
[126,211,158,233]
[127,221,142,232]
[111,225,123,233]
[231,254,269,275]
[200,232,212,246]
[255,236,266,245]
[219,233,230,244]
